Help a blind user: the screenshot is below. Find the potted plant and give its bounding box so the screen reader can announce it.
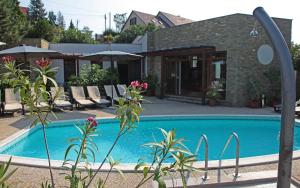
[248,79,263,108]
[206,82,220,106]
[142,75,157,96]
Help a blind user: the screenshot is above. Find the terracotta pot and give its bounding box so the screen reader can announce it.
[249,100,260,108]
[208,99,217,106]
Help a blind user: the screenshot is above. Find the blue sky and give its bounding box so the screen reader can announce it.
[19,0,300,43]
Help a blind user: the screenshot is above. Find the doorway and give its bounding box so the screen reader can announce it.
[118,64,128,84]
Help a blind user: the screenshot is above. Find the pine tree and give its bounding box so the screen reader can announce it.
[48,11,56,25]
[0,0,28,45]
[29,0,47,21]
[69,20,75,29]
[56,11,65,28]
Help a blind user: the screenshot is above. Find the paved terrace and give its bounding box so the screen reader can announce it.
[0,97,299,187]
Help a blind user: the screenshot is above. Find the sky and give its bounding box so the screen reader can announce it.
[19,0,300,43]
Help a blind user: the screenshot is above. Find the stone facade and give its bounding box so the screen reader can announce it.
[21,38,49,49]
[146,13,292,106]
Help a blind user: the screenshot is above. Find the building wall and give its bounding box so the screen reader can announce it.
[21,38,49,49]
[146,13,292,106]
[122,12,146,31]
[51,59,64,85]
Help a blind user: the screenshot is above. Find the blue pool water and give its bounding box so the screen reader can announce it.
[1,116,300,163]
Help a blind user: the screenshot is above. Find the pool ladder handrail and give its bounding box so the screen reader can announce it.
[219,132,240,178]
[186,134,209,181]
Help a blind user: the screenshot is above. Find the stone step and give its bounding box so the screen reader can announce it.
[165,95,204,105]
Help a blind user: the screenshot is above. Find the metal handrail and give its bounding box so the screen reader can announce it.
[186,134,209,181]
[219,132,240,178]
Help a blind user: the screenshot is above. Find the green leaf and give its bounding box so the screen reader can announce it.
[156,178,166,188]
[143,166,149,178]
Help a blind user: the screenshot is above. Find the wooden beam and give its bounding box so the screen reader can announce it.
[202,50,206,104]
[160,56,166,98]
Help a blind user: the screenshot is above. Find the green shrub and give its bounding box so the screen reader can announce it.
[67,64,119,88]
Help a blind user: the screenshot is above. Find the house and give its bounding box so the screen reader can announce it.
[20,12,291,107]
[122,10,193,31]
[19,7,29,15]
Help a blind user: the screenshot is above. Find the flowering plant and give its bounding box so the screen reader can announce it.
[1,56,60,187]
[35,58,51,68]
[62,117,99,187]
[1,56,15,64]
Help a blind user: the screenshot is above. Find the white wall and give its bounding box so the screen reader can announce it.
[79,60,91,73]
[51,59,64,85]
[103,61,118,69]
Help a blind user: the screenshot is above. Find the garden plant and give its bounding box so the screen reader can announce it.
[0,56,198,188]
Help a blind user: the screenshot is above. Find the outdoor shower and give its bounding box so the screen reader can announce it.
[253,7,295,188]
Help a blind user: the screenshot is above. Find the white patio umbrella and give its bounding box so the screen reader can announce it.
[0,42,6,46]
[82,50,143,104]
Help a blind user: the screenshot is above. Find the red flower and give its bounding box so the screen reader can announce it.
[35,58,50,68]
[1,56,15,64]
[130,80,140,88]
[87,116,97,127]
[141,83,148,90]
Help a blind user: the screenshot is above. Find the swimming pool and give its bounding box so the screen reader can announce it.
[1,115,300,164]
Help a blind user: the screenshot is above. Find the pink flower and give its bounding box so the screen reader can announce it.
[35,58,50,68]
[87,116,97,127]
[141,83,148,90]
[130,80,140,88]
[1,56,15,64]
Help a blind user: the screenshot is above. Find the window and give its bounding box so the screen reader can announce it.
[130,17,137,25]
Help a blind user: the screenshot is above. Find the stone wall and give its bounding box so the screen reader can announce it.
[21,38,49,49]
[146,13,292,106]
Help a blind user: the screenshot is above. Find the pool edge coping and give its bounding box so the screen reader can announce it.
[1,114,299,172]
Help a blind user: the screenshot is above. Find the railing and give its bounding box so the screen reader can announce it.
[186,134,209,181]
[219,132,240,178]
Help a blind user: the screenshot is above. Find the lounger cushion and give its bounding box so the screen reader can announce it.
[4,103,22,111]
[36,102,49,108]
[104,85,120,100]
[75,99,94,105]
[54,100,72,107]
[92,98,110,104]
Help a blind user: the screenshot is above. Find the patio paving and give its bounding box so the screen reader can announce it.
[1,97,298,188]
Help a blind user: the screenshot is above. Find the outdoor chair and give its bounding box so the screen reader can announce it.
[50,87,73,111]
[86,86,110,107]
[116,84,127,98]
[104,85,121,103]
[273,99,300,113]
[30,87,49,109]
[2,88,23,114]
[70,86,94,108]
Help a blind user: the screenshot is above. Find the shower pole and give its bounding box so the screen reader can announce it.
[253,7,295,188]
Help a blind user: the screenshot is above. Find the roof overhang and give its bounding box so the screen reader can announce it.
[145,45,215,56]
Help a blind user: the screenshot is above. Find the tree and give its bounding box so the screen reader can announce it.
[48,11,56,25]
[103,28,119,37]
[69,19,75,29]
[56,11,65,28]
[29,0,47,21]
[59,26,97,44]
[115,23,157,43]
[0,0,28,45]
[26,19,55,42]
[291,42,300,69]
[113,13,127,32]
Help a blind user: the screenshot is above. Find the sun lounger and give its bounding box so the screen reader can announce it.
[104,85,121,103]
[116,84,127,98]
[70,86,94,108]
[2,88,23,114]
[30,88,49,108]
[274,100,300,113]
[86,86,110,107]
[50,87,73,110]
